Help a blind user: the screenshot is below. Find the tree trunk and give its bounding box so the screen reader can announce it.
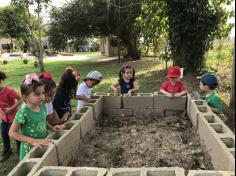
[230,40,235,110]
[119,35,140,60]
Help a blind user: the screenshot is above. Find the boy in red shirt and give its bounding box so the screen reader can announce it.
[160,66,187,117]
[0,71,22,162]
[160,66,187,98]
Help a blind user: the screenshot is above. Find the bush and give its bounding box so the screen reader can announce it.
[34,61,38,68]
[45,49,57,55]
[23,59,29,64]
[3,60,8,65]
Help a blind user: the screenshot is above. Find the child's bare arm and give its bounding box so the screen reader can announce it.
[160,89,173,97]
[9,122,50,147]
[174,91,187,97]
[127,81,139,96]
[75,95,95,103]
[4,96,23,115]
[47,111,69,125]
[111,81,119,95]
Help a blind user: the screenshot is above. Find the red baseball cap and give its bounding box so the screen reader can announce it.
[167,66,181,78]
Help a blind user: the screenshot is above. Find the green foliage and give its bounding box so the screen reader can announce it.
[34,61,38,68]
[3,60,8,65]
[23,58,29,64]
[166,0,234,72]
[44,48,57,55]
[49,0,142,59]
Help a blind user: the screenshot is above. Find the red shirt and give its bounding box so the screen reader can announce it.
[160,80,187,94]
[0,87,20,123]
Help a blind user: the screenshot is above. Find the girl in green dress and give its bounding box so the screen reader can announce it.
[9,73,51,160]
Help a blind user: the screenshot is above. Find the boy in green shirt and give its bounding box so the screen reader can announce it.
[199,73,227,121]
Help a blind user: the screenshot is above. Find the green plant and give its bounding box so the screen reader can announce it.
[23,59,29,64]
[108,145,124,162]
[34,61,38,68]
[3,60,8,65]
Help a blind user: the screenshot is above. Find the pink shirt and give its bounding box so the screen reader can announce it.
[160,80,187,94]
[0,87,20,123]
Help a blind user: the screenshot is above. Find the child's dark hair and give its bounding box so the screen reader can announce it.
[39,73,56,92]
[119,65,135,81]
[57,69,78,98]
[21,80,43,96]
[201,81,218,90]
[0,71,7,82]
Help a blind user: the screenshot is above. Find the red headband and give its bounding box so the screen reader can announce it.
[41,72,53,79]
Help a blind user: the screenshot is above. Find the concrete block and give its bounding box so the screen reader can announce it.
[189,99,210,128]
[187,170,235,176]
[78,106,95,138]
[86,95,104,121]
[104,108,133,117]
[24,143,58,167]
[94,92,122,109]
[197,113,235,171]
[153,108,165,117]
[154,93,187,110]
[133,108,153,117]
[164,109,182,116]
[46,121,81,166]
[34,166,108,176]
[123,93,154,109]
[7,158,40,176]
[107,167,185,176]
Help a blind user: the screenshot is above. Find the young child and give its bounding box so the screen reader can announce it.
[39,72,69,127]
[0,71,22,162]
[111,64,139,96]
[9,73,50,160]
[198,73,226,120]
[53,67,80,118]
[76,71,102,109]
[160,66,187,98]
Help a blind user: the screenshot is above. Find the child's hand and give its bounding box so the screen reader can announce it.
[174,93,182,97]
[62,112,70,123]
[127,90,132,96]
[88,98,96,103]
[113,88,119,96]
[166,93,174,98]
[4,107,13,115]
[31,139,51,148]
[51,125,65,132]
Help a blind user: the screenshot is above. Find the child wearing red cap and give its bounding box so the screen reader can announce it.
[160,66,187,98]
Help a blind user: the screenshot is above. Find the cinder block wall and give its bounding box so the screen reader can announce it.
[8,92,235,176]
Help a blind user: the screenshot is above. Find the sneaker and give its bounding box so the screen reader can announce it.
[0,151,12,162]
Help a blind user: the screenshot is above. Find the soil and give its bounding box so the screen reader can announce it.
[72,114,213,173]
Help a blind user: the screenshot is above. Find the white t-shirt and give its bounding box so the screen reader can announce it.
[45,102,53,115]
[76,81,91,109]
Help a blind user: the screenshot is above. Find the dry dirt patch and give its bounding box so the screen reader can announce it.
[73,114,213,172]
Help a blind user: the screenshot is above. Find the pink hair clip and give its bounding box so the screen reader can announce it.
[24,73,39,85]
[122,64,130,68]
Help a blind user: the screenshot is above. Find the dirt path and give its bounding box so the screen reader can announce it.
[73,115,213,172]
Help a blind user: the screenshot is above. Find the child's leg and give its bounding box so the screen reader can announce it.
[0,121,12,162]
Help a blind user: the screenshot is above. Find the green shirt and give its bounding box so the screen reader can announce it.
[14,104,48,160]
[204,91,222,114]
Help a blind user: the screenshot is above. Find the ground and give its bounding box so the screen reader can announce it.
[72,114,213,174]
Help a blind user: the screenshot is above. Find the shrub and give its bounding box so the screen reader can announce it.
[3,60,8,65]
[34,61,38,68]
[23,59,29,64]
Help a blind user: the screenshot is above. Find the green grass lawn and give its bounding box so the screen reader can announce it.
[73,51,101,56]
[0,39,234,175]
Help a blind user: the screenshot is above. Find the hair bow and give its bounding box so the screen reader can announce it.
[41,72,53,79]
[122,64,130,68]
[24,73,39,85]
[72,71,80,81]
[65,67,74,72]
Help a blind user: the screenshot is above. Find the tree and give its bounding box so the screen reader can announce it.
[230,40,235,110]
[0,5,31,52]
[49,0,142,60]
[166,0,234,72]
[12,0,51,72]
